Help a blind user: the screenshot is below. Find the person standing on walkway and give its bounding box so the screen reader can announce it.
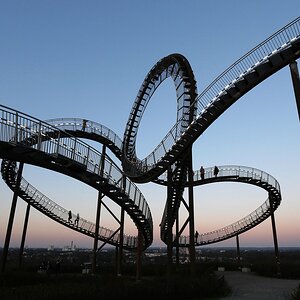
[68,210,72,223]
[82,119,87,131]
[74,213,79,226]
[200,166,205,180]
[214,165,219,177]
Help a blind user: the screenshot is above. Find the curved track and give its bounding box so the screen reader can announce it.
[122,17,300,183]
[159,165,281,246]
[1,160,138,249]
[0,17,299,250]
[0,108,152,250]
[40,119,282,247]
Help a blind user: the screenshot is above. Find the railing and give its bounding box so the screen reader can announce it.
[14,170,138,246]
[159,165,281,245]
[157,165,280,192]
[193,165,280,191]
[193,16,300,115]
[46,118,123,154]
[0,105,152,235]
[132,17,300,174]
[179,198,271,245]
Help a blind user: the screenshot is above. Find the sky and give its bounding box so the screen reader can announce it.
[0,0,299,249]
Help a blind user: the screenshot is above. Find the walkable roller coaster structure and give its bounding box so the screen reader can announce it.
[1,16,300,275]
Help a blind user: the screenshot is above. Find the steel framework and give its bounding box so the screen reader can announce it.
[1,16,300,275]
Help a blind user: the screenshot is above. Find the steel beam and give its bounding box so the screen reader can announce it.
[175,210,180,266]
[289,60,300,122]
[92,145,106,274]
[19,202,31,267]
[236,235,241,267]
[187,148,196,274]
[92,191,103,274]
[136,228,143,281]
[117,206,125,276]
[269,196,281,276]
[1,162,24,273]
[166,167,173,276]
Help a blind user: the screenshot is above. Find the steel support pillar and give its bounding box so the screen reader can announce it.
[92,145,106,274]
[19,202,31,267]
[166,167,173,276]
[269,196,281,276]
[175,211,180,266]
[1,162,24,272]
[116,175,126,276]
[289,60,300,122]
[236,235,241,268]
[117,207,125,276]
[92,191,103,274]
[136,228,143,281]
[187,148,196,274]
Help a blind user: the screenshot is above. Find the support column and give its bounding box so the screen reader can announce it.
[116,175,126,276]
[1,162,24,273]
[117,207,125,276]
[136,228,143,281]
[92,145,106,274]
[19,202,31,267]
[187,148,196,274]
[236,235,241,268]
[269,196,281,276]
[175,210,180,266]
[166,167,173,276]
[289,60,300,122]
[92,191,103,274]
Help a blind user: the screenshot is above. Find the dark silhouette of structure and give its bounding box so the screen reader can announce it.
[1,17,300,278]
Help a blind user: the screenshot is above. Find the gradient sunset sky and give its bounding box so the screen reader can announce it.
[0,0,299,249]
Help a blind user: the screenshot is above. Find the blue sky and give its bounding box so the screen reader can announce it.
[0,0,299,249]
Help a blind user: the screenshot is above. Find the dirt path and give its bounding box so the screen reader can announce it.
[217,271,299,300]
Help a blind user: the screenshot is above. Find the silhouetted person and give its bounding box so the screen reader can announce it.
[75,213,79,226]
[68,210,72,223]
[82,119,87,131]
[214,165,219,177]
[200,166,205,180]
[195,230,199,243]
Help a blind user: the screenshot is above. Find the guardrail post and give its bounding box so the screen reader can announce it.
[72,138,77,161]
[19,202,31,267]
[55,131,60,155]
[14,112,18,144]
[289,61,300,122]
[1,162,24,272]
[37,121,42,151]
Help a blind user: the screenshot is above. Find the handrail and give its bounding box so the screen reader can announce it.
[128,17,300,177]
[156,165,280,192]
[5,163,136,248]
[184,198,271,245]
[46,118,123,154]
[0,107,153,247]
[193,16,300,115]
[159,165,281,246]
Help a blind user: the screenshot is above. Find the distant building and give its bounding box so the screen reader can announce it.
[48,245,55,251]
[62,241,77,252]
